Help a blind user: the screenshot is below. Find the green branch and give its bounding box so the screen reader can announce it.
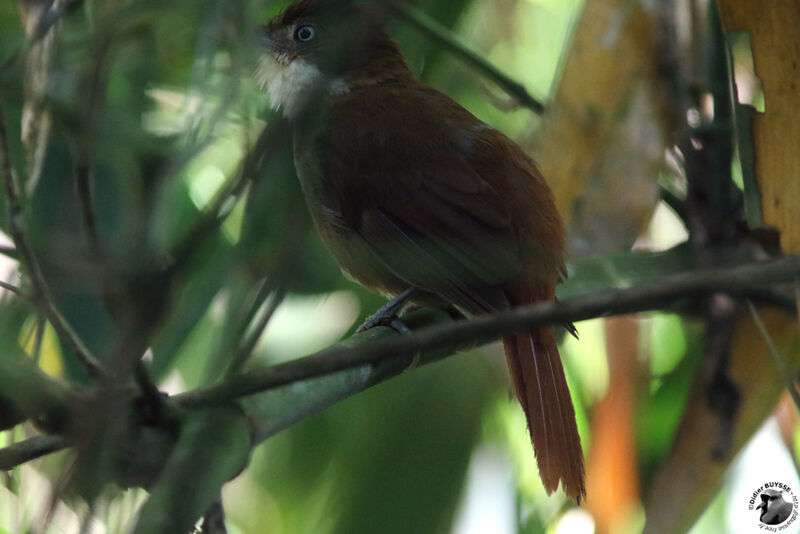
[387,2,546,114]
[169,118,288,274]
[0,435,67,470]
[0,107,107,379]
[175,255,800,411]
[0,245,17,259]
[747,300,800,412]
[0,350,78,433]
[132,406,251,534]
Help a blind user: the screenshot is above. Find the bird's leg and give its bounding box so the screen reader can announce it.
[356,287,418,334]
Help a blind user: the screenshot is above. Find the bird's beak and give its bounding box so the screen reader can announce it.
[757,502,766,511]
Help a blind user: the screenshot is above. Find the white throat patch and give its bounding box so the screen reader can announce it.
[256,54,350,119]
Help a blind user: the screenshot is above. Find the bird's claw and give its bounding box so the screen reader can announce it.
[389,317,411,334]
[356,287,417,334]
[355,312,410,334]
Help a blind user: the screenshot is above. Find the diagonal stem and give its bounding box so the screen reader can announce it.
[0,434,68,470]
[747,300,800,413]
[0,106,107,379]
[386,2,546,114]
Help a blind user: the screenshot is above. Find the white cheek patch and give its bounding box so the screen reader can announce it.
[256,54,350,119]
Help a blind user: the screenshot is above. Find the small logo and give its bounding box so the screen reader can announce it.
[748,482,799,531]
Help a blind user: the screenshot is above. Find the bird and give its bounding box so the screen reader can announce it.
[757,489,794,525]
[256,0,585,500]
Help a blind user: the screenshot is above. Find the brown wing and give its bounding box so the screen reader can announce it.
[324,83,586,500]
[326,86,521,314]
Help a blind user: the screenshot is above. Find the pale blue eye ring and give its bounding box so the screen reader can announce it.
[294,25,315,42]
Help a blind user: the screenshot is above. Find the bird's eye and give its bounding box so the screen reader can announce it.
[294,25,316,43]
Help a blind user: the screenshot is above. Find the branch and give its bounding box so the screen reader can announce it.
[386,2,546,114]
[27,0,84,44]
[132,406,250,534]
[748,300,800,412]
[0,107,107,379]
[0,434,68,470]
[32,314,45,364]
[200,500,228,534]
[169,120,286,274]
[237,309,457,443]
[0,245,17,259]
[74,33,114,259]
[0,349,78,432]
[175,255,800,409]
[225,286,286,377]
[659,184,687,222]
[0,279,25,297]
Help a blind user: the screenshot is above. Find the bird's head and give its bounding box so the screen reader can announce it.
[757,489,784,515]
[256,0,407,118]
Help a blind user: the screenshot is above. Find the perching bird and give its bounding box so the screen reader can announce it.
[257,0,585,500]
[757,489,794,525]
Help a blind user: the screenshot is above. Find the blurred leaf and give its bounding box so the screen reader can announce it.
[19,317,62,377]
[235,350,497,534]
[533,0,666,257]
[717,0,800,256]
[637,318,704,487]
[644,308,800,534]
[133,405,251,534]
[586,317,641,532]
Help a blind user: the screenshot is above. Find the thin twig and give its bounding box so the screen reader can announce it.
[387,2,546,114]
[795,280,799,326]
[75,158,100,254]
[225,287,286,377]
[74,33,114,259]
[79,508,96,534]
[200,499,228,534]
[0,106,107,379]
[0,280,25,296]
[33,314,45,365]
[175,255,800,408]
[0,434,68,470]
[704,294,740,459]
[0,245,18,259]
[204,277,270,383]
[747,300,800,413]
[28,0,85,44]
[659,184,687,222]
[169,121,284,273]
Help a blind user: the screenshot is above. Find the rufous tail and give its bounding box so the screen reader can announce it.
[502,327,586,501]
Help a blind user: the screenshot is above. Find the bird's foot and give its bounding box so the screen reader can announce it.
[356,287,418,334]
[388,317,411,335]
[356,311,411,335]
